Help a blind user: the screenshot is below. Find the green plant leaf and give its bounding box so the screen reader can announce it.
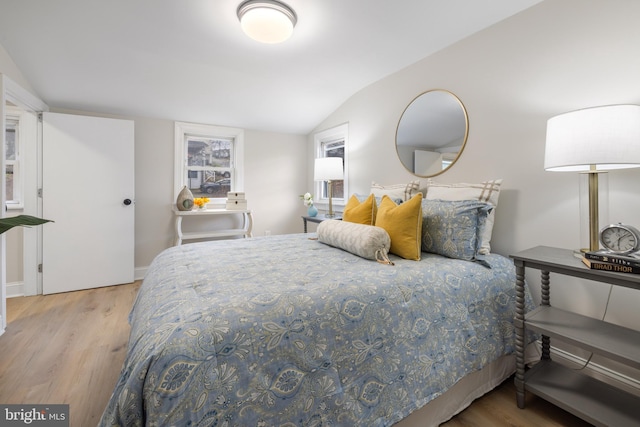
[0,215,53,235]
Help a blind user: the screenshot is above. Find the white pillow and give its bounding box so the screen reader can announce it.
[317,220,393,264]
[371,180,420,202]
[425,179,502,255]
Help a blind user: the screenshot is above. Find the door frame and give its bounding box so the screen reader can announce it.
[1,74,48,332]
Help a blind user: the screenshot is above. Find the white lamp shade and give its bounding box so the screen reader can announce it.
[238,0,296,44]
[544,104,640,172]
[314,157,343,181]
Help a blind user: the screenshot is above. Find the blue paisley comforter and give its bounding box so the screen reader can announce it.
[100,233,528,427]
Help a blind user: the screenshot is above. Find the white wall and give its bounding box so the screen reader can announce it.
[132,118,307,269]
[311,0,640,381]
[0,44,34,95]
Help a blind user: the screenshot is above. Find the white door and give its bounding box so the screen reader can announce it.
[42,112,134,294]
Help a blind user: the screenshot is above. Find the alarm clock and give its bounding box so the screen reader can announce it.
[599,223,640,254]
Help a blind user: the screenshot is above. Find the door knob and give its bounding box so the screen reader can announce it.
[123,199,132,206]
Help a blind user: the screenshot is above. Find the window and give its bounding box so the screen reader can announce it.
[5,107,21,209]
[174,122,244,202]
[314,123,348,206]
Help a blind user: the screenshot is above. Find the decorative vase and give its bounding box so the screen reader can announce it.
[176,186,194,211]
[307,204,318,217]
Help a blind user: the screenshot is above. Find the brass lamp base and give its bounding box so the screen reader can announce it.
[587,170,600,252]
[326,180,335,218]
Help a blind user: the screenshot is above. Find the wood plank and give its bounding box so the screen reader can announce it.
[0,282,140,427]
[442,376,593,427]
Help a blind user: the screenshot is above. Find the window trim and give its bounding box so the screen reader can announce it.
[5,106,22,210]
[174,122,244,203]
[313,123,348,209]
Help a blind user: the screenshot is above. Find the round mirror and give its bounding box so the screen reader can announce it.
[395,89,468,177]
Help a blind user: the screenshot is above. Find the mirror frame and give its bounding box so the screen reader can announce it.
[395,89,469,178]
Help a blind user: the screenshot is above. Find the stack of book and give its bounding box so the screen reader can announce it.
[581,250,640,274]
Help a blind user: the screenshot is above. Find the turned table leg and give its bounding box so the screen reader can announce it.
[514,262,526,408]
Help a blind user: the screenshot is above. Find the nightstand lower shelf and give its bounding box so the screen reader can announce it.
[525,360,639,427]
[525,306,640,369]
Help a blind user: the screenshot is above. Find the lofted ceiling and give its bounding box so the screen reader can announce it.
[0,0,542,135]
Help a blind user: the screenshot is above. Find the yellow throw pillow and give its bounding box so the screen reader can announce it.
[375,193,423,260]
[343,194,377,225]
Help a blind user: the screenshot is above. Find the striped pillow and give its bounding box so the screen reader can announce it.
[371,180,420,202]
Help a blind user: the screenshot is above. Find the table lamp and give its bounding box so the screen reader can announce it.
[544,104,640,251]
[314,157,343,218]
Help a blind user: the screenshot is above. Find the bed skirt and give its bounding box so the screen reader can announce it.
[397,343,540,426]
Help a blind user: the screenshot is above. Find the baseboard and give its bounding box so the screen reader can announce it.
[134,267,148,281]
[6,281,24,298]
[5,271,146,298]
[550,344,640,395]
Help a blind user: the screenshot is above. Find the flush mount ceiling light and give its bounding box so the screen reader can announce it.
[237,0,297,44]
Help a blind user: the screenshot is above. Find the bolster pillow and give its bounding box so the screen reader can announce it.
[317,220,393,264]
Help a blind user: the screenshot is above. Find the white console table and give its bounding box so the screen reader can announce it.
[173,207,253,246]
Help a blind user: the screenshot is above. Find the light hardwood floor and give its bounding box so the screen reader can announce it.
[0,282,593,427]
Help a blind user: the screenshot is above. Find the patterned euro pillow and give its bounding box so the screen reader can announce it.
[425,179,501,255]
[317,220,393,264]
[421,199,492,264]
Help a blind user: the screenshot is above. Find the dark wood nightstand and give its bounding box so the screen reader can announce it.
[301,215,342,233]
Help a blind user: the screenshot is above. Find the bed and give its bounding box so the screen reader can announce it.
[100,214,535,426]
